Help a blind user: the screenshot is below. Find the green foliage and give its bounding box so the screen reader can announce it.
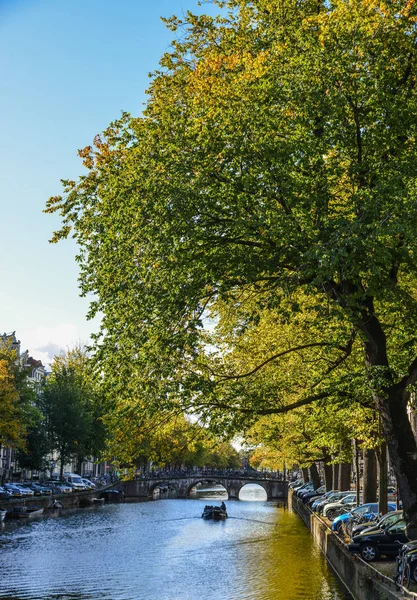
[46,0,417,498]
[41,347,106,474]
[103,403,239,473]
[0,342,39,449]
[16,424,50,473]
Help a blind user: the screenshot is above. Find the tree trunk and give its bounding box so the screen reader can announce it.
[309,463,320,490]
[338,462,351,491]
[332,463,339,490]
[376,442,388,516]
[323,462,333,491]
[360,306,417,538]
[354,440,361,507]
[302,467,309,483]
[363,448,377,503]
[377,389,417,537]
[0,444,4,484]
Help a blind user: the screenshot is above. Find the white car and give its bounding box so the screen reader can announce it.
[63,473,86,491]
[82,478,96,489]
[323,493,359,520]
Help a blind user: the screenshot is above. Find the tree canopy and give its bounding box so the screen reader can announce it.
[46,0,417,535]
[0,343,39,449]
[40,347,106,477]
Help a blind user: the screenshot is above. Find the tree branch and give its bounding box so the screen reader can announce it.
[197,390,348,415]
[396,355,417,393]
[212,342,349,382]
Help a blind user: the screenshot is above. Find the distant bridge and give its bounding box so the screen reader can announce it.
[117,470,288,501]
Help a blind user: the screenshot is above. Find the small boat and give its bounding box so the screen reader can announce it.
[100,490,123,503]
[92,497,105,504]
[201,505,228,520]
[0,508,7,522]
[7,506,44,519]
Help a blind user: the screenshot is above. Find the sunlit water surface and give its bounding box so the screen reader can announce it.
[0,485,352,600]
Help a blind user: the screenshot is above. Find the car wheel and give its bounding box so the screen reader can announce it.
[360,543,379,562]
[326,509,337,521]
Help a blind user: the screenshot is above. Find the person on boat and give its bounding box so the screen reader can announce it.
[220,501,227,512]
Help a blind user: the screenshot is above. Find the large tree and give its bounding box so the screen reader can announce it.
[0,343,39,455]
[41,348,106,477]
[47,0,417,535]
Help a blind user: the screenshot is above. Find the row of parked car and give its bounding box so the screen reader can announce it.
[289,478,417,581]
[0,477,96,500]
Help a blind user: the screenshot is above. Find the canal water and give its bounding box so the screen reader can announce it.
[0,485,353,600]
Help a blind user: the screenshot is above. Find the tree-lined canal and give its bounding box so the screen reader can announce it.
[0,489,352,600]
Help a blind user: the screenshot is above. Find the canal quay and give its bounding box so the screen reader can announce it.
[0,484,352,600]
[290,492,417,600]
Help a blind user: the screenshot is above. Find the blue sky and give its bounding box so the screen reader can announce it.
[0,0,220,365]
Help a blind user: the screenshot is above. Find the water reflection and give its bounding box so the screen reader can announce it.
[190,481,228,500]
[190,481,267,501]
[239,483,267,501]
[0,495,352,600]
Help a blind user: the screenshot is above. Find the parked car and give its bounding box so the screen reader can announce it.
[300,485,326,503]
[294,482,314,497]
[323,493,359,520]
[18,482,50,496]
[351,510,403,538]
[4,484,32,497]
[288,479,304,489]
[0,485,11,500]
[45,481,73,494]
[316,491,352,515]
[64,482,80,492]
[18,482,41,496]
[331,502,397,534]
[57,482,74,494]
[63,473,86,491]
[82,478,96,489]
[348,518,407,561]
[31,483,52,496]
[17,484,35,497]
[310,490,337,511]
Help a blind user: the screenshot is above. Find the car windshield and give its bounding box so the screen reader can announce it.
[380,513,402,528]
[353,505,376,515]
[72,477,83,484]
[387,520,406,533]
[326,494,340,502]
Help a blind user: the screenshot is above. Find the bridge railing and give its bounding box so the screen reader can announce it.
[133,468,285,480]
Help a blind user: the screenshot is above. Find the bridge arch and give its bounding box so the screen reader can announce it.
[148,481,179,499]
[186,479,229,498]
[237,482,268,500]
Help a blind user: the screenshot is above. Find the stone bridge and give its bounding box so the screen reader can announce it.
[118,472,288,501]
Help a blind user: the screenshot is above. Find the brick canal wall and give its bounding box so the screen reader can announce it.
[290,492,417,600]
